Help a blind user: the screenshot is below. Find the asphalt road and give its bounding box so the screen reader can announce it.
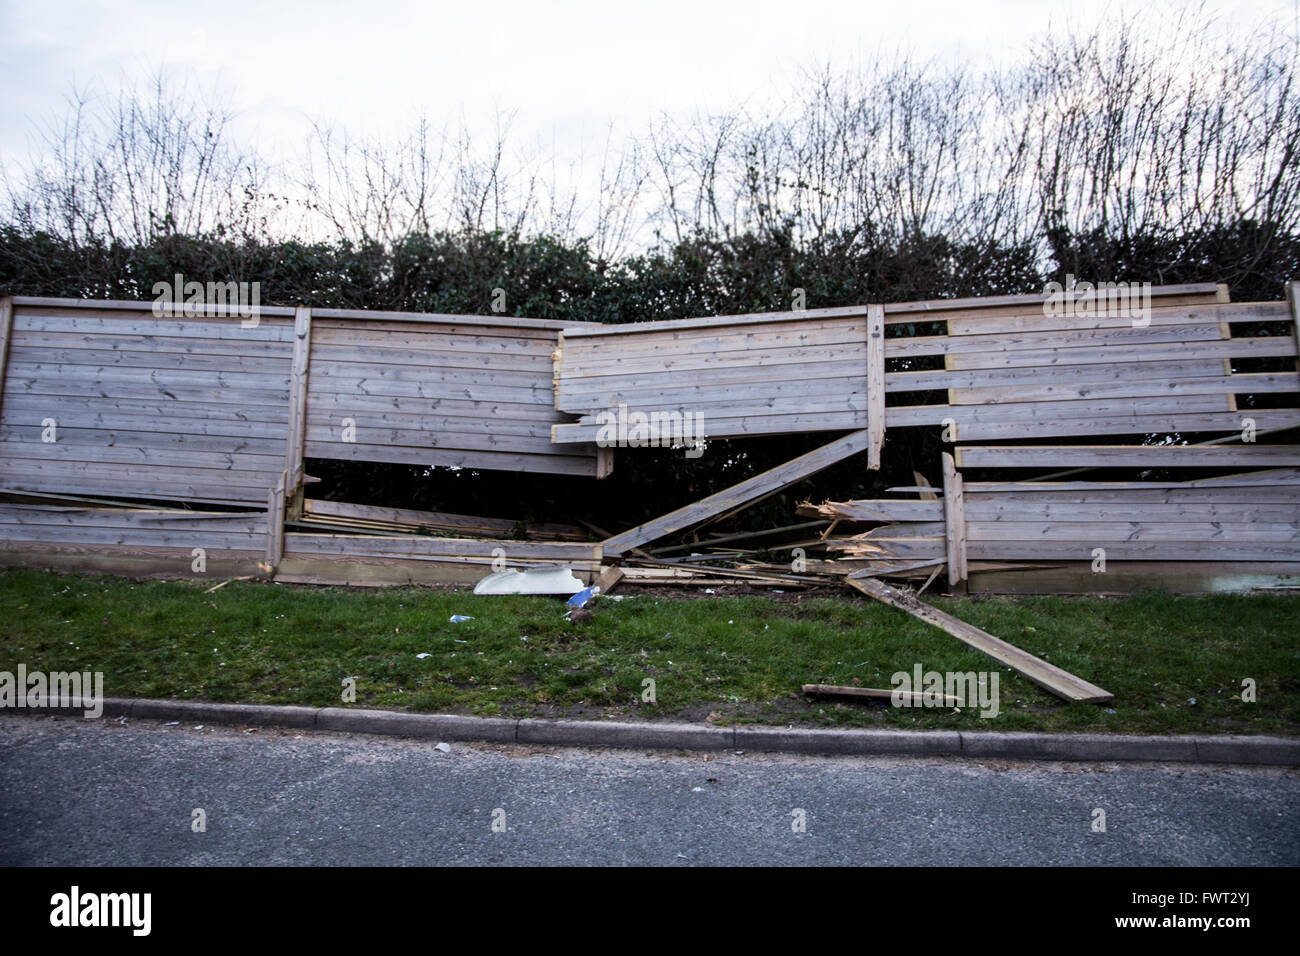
[1,715,1296,865]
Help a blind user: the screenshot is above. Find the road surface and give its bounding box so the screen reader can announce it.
[1,715,1295,865]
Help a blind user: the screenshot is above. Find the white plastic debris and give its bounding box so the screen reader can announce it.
[435,742,451,753]
[449,615,474,623]
[473,567,585,595]
[415,653,432,659]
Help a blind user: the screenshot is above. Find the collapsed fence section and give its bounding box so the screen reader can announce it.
[807,467,1300,593]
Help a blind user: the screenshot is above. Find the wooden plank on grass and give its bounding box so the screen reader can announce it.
[846,576,1113,703]
[866,304,884,469]
[942,452,967,586]
[955,445,1300,468]
[802,684,960,707]
[602,429,871,556]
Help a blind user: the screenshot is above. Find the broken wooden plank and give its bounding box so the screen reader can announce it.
[647,520,829,556]
[846,576,1113,703]
[594,564,625,595]
[798,499,944,522]
[626,555,829,586]
[602,429,871,556]
[802,683,961,707]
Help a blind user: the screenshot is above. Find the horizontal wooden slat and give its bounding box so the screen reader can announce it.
[559,374,863,416]
[4,376,290,407]
[563,340,864,378]
[311,325,555,354]
[967,520,1297,542]
[562,304,868,338]
[309,359,551,390]
[12,329,297,357]
[950,372,1295,406]
[305,389,567,423]
[0,504,265,530]
[0,523,264,548]
[302,499,585,540]
[963,500,1299,522]
[880,283,1219,318]
[1,393,290,426]
[13,313,295,340]
[932,410,1300,442]
[887,357,1229,393]
[6,361,291,390]
[942,336,1296,371]
[967,541,1299,561]
[954,445,1300,468]
[302,440,598,476]
[885,394,1235,429]
[885,322,1232,359]
[561,320,867,363]
[12,296,298,318]
[311,309,586,332]
[0,440,282,471]
[0,425,285,455]
[943,301,1285,336]
[7,345,293,374]
[285,532,597,560]
[552,410,866,443]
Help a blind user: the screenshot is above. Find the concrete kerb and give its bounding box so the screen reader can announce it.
[4,697,1298,766]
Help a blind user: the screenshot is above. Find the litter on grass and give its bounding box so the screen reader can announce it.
[473,567,585,595]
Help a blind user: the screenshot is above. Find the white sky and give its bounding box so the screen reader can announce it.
[3,0,1297,169]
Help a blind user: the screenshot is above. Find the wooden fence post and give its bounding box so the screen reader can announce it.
[283,305,312,520]
[942,452,967,588]
[866,303,885,470]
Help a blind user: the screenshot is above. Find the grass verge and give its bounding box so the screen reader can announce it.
[0,568,1295,735]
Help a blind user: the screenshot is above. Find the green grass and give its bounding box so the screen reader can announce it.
[0,567,1296,735]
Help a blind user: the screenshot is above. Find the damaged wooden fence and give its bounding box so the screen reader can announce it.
[0,280,1296,592]
[808,469,1300,591]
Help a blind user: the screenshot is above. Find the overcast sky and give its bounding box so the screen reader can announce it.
[3,0,1297,168]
